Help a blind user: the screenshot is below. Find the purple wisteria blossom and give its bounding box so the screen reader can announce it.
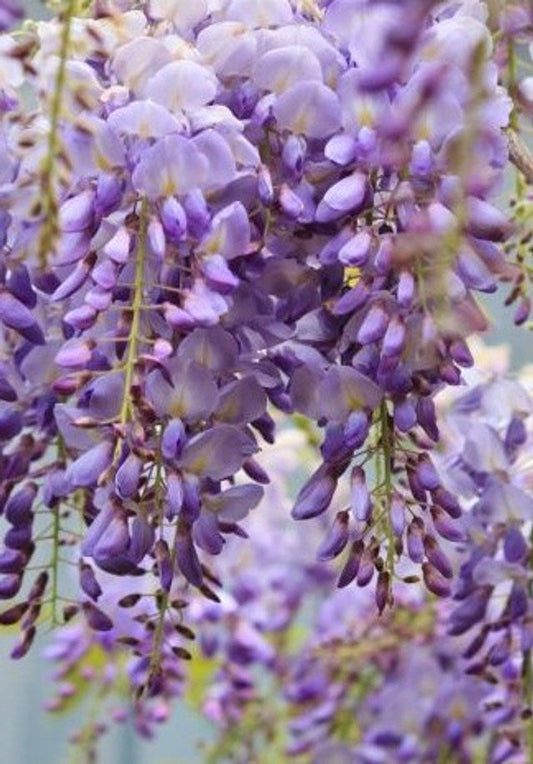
[0,0,531,758]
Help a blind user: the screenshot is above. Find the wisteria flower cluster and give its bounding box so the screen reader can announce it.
[0,0,532,760]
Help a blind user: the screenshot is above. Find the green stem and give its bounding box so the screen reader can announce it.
[37,0,77,267]
[507,38,518,133]
[523,529,533,760]
[50,506,60,626]
[114,199,148,459]
[380,399,395,576]
[50,435,67,626]
[145,520,180,694]
[523,650,533,761]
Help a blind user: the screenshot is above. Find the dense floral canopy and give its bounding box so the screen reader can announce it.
[0,0,532,760]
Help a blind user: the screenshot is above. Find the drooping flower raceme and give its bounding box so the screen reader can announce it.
[0,0,531,756]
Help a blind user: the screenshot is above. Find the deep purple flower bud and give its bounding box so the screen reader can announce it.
[163,303,196,330]
[183,189,210,238]
[19,604,41,637]
[166,473,184,519]
[176,529,203,587]
[338,231,372,267]
[257,164,274,206]
[0,602,29,626]
[102,226,131,264]
[147,217,166,261]
[350,466,371,523]
[416,453,440,491]
[64,304,97,331]
[59,190,95,232]
[423,535,453,579]
[66,441,113,488]
[374,237,393,276]
[79,564,102,602]
[0,409,22,441]
[357,303,389,345]
[85,287,111,312]
[55,339,93,368]
[0,573,22,599]
[315,172,368,223]
[448,588,491,635]
[325,133,357,166]
[344,411,370,450]
[505,417,527,453]
[115,453,142,499]
[503,526,527,563]
[407,518,425,563]
[410,139,432,176]
[0,290,45,345]
[202,255,239,293]
[162,418,186,462]
[52,376,78,396]
[95,174,122,217]
[91,260,117,291]
[488,637,510,667]
[5,483,36,527]
[320,424,348,464]
[82,602,113,631]
[0,375,17,402]
[193,511,224,555]
[422,562,451,597]
[51,255,94,302]
[431,487,462,519]
[4,526,32,551]
[181,476,201,523]
[242,458,270,485]
[416,397,439,441]
[466,197,512,242]
[394,398,417,432]
[337,541,364,588]
[462,626,489,660]
[439,361,461,385]
[430,505,464,542]
[505,583,528,619]
[382,315,406,357]
[0,548,26,574]
[7,265,36,309]
[279,184,304,219]
[251,413,275,444]
[317,510,349,561]
[282,135,306,180]
[449,339,474,368]
[397,270,415,308]
[514,296,531,326]
[332,280,369,316]
[82,504,128,559]
[155,539,173,592]
[292,464,337,520]
[11,626,36,660]
[26,572,47,604]
[161,197,187,241]
[129,517,154,564]
[407,462,426,502]
[0,408,20,441]
[390,494,406,537]
[375,570,390,614]
[356,548,375,587]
